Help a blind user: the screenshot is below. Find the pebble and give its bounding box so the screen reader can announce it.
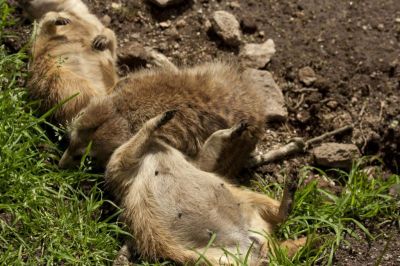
[159,21,171,29]
[312,143,361,169]
[298,66,317,86]
[239,39,276,68]
[111,2,122,10]
[243,69,287,121]
[176,19,187,28]
[101,15,111,27]
[118,42,177,73]
[326,100,338,109]
[211,10,242,46]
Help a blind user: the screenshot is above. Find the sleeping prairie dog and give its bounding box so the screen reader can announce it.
[106,110,306,265]
[28,7,118,124]
[59,62,266,176]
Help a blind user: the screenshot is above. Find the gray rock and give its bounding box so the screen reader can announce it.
[298,66,317,86]
[243,68,287,122]
[118,42,177,74]
[211,11,242,46]
[312,143,360,169]
[239,39,275,68]
[148,0,185,7]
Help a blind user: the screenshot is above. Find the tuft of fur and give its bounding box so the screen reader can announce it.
[105,111,305,265]
[27,3,118,125]
[60,62,267,174]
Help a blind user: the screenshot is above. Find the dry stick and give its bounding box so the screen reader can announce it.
[248,125,353,168]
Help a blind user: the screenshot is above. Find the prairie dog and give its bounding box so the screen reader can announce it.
[28,9,118,124]
[59,62,266,175]
[106,110,305,265]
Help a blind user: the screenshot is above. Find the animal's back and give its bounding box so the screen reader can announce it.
[112,62,267,157]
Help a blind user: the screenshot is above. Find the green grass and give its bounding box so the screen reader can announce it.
[0,2,399,265]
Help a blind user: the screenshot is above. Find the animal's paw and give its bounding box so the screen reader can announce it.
[231,120,249,138]
[92,35,108,51]
[157,110,177,128]
[54,17,71,26]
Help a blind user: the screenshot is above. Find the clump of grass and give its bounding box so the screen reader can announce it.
[0,2,123,264]
[269,163,399,265]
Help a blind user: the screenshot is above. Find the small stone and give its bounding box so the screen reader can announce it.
[159,21,171,29]
[228,1,241,9]
[312,143,360,169]
[211,10,242,46]
[326,100,338,109]
[111,2,122,10]
[100,15,111,26]
[298,66,317,86]
[395,18,400,23]
[148,0,185,8]
[118,42,177,74]
[240,17,258,34]
[243,69,287,121]
[239,39,276,68]
[389,184,400,197]
[296,110,310,123]
[258,31,265,37]
[377,23,384,31]
[176,19,187,28]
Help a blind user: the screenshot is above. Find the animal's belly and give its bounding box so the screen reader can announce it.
[135,155,252,247]
[64,52,115,94]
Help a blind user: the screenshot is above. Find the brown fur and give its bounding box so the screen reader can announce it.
[20,0,96,21]
[105,111,305,265]
[28,5,118,124]
[59,62,266,175]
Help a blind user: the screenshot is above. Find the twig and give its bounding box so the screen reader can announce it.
[249,125,354,168]
[247,138,305,167]
[378,101,385,121]
[292,88,319,93]
[304,124,353,148]
[293,93,305,109]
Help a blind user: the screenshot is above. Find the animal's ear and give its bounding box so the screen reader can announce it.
[71,96,114,132]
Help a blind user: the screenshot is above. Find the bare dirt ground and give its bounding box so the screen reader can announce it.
[5,0,400,264]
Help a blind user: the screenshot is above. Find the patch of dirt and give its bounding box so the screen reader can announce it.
[5,0,400,264]
[335,223,400,266]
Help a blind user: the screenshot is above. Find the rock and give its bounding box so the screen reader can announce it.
[148,0,185,8]
[176,19,187,28]
[211,11,242,46]
[298,66,317,86]
[111,2,122,10]
[326,100,338,109]
[239,39,275,68]
[100,15,111,27]
[312,143,360,169]
[159,21,171,29]
[296,110,310,123]
[243,68,287,121]
[117,42,177,75]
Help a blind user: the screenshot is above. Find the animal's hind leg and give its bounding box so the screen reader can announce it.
[230,177,298,226]
[195,122,257,177]
[279,237,307,258]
